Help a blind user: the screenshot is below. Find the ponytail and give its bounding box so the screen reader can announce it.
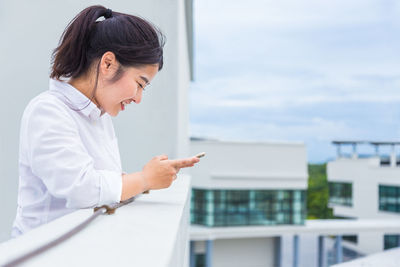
[50,5,165,80]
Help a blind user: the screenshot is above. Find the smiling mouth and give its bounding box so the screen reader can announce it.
[121,100,132,111]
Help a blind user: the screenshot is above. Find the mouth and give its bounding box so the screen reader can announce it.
[121,100,132,111]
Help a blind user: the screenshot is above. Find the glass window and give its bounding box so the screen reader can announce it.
[379,185,400,214]
[328,182,352,206]
[194,254,205,267]
[191,189,306,227]
[384,235,400,250]
[343,235,358,244]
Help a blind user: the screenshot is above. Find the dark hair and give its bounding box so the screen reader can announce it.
[50,5,165,80]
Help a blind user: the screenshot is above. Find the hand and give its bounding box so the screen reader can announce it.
[141,155,200,190]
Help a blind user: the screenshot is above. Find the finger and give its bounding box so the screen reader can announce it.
[157,154,168,161]
[168,157,199,169]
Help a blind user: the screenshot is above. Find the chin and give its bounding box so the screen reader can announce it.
[104,109,118,117]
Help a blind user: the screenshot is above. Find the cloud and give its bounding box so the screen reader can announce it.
[195,0,397,31]
[191,72,400,110]
[194,0,400,80]
[190,0,400,162]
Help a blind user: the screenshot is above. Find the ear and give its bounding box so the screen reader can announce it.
[99,51,118,78]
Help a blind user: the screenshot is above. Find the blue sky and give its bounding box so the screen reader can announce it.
[189,0,400,163]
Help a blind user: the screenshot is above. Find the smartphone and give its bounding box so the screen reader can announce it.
[195,152,206,158]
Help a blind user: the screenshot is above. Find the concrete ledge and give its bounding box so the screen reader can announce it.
[0,175,191,267]
[191,219,400,241]
[332,247,400,267]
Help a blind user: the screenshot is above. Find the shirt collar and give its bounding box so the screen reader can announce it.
[49,79,102,120]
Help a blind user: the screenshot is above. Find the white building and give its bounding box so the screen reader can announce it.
[189,138,309,267]
[327,141,400,254]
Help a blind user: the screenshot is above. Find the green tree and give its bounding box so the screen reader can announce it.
[307,164,334,219]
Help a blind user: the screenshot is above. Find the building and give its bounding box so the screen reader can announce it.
[189,138,308,267]
[327,141,400,254]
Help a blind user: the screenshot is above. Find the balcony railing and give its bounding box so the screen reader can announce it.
[0,174,191,267]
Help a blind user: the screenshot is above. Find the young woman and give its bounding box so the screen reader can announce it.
[12,5,199,237]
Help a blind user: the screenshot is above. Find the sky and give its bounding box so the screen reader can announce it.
[189,0,400,163]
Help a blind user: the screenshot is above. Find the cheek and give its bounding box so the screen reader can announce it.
[116,78,135,97]
[99,88,122,108]
[103,78,135,106]
[122,84,137,98]
[110,86,127,103]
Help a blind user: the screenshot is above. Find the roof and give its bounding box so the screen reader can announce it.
[332,141,400,146]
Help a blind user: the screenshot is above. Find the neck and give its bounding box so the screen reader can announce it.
[68,75,100,107]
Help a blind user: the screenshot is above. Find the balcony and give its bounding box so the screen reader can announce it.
[332,141,400,168]
[0,174,191,267]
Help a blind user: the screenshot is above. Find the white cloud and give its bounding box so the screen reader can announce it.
[191,72,400,110]
[190,0,400,161]
[195,0,398,32]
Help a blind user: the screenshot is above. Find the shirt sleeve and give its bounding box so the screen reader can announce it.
[26,100,122,209]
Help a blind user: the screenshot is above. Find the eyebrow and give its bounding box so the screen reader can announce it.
[140,76,149,85]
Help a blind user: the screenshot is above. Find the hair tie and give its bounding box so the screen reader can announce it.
[104,9,112,19]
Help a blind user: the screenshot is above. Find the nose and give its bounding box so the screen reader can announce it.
[132,88,143,104]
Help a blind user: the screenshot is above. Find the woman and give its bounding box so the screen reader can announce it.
[12,5,199,237]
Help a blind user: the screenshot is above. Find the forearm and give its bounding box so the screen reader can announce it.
[121,172,147,201]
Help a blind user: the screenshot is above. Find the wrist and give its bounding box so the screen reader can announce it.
[140,171,148,192]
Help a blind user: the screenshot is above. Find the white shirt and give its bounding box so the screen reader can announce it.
[12,79,123,237]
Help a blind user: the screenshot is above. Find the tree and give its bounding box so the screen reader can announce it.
[307,164,334,219]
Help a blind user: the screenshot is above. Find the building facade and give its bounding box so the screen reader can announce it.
[327,141,400,254]
[189,138,308,267]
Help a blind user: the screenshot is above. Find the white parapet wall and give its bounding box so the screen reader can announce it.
[190,139,308,190]
[191,219,400,241]
[332,247,400,267]
[0,174,191,267]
